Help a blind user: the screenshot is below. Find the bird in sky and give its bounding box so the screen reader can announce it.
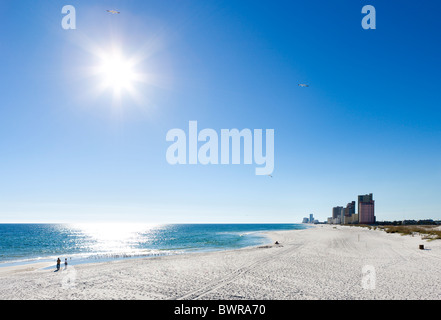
[298,84,309,87]
[268,174,273,178]
[107,10,120,14]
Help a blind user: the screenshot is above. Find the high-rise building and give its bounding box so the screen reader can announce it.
[331,206,344,224]
[332,206,343,219]
[309,214,314,223]
[345,201,356,216]
[341,201,356,224]
[358,193,375,224]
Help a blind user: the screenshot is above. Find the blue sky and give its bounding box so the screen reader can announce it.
[0,0,440,223]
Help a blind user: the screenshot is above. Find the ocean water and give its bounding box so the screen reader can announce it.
[0,223,306,268]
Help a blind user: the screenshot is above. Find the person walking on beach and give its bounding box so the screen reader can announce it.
[64,258,68,269]
[56,258,61,271]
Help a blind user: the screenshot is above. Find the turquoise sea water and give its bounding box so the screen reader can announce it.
[0,223,306,267]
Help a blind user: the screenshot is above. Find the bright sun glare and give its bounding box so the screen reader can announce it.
[84,39,165,110]
[98,53,136,92]
[91,47,145,102]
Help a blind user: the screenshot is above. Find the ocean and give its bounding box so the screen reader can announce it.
[0,223,306,268]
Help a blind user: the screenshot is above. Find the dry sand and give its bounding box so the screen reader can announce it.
[1,225,440,300]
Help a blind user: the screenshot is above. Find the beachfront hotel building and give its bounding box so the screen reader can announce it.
[332,206,344,224]
[328,193,375,225]
[343,201,357,224]
[302,214,320,224]
[358,193,375,224]
[345,201,356,216]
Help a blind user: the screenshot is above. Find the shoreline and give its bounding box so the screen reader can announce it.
[1,224,441,300]
[0,225,306,274]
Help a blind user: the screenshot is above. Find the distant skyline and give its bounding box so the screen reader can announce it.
[1,1,441,223]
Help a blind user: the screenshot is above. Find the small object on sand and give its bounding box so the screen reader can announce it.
[275,241,279,245]
[419,245,424,250]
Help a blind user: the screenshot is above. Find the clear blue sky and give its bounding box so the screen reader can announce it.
[0,0,440,223]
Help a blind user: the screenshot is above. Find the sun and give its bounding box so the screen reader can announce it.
[96,51,139,96]
[88,46,146,103]
[80,40,164,111]
[99,54,135,91]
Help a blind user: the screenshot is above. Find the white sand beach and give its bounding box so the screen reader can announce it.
[1,225,440,300]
